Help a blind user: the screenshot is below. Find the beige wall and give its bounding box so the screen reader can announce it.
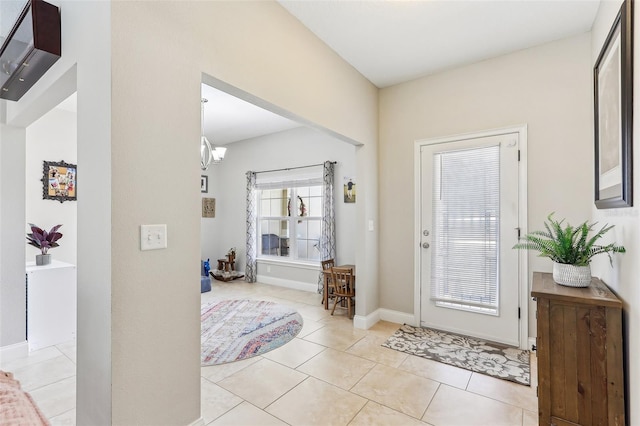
[378,34,593,336]
[110,1,377,424]
[1,0,377,424]
[590,0,639,423]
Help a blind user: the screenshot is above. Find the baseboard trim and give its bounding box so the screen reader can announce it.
[378,308,416,326]
[188,417,205,426]
[353,308,415,330]
[256,275,316,293]
[0,341,28,364]
[353,310,380,330]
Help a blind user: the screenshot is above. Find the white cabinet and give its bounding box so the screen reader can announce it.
[26,260,76,351]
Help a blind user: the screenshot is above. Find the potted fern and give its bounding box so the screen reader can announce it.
[514,213,625,287]
[26,223,63,266]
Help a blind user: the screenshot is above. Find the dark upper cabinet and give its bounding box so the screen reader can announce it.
[0,0,61,101]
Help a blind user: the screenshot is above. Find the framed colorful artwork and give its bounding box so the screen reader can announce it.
[42,160,77,203]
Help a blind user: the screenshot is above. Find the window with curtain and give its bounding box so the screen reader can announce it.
[256,168,323,262]
[430,145,500,315]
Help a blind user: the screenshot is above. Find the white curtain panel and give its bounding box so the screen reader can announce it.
[318,161,336,293]
[245,171,257,282]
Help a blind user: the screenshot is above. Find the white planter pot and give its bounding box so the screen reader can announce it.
[552,262,592,287]
[36,254,51,266]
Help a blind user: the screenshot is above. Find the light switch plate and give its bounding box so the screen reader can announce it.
[140,224,167,251]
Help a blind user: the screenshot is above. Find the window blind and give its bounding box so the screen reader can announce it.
[430,145,500,312]
[255,166,323,189]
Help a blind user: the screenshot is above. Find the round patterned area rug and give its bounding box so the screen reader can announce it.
[201,299,303,366]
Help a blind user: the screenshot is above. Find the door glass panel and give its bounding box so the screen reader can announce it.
[430,145,500,315]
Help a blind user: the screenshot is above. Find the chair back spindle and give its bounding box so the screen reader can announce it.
[321,259,335,271]
[329,266,355,318]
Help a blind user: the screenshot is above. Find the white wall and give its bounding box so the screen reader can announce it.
[201,126,357,289]
[0,124,26,348]
[0,1,113,424]
[26,107,77,265]
[590,1,639,423]
[379,34,593,336]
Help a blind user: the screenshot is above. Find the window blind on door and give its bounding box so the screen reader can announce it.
[430,144,500,312]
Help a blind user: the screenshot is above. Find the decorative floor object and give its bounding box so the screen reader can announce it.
[201,299,303,366]
[382,324,530,386]
[0,370,49,425]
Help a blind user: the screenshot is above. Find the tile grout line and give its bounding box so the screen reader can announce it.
[260,375,311,425]
[48,407,75,422]
[23,280,537,425]
[419,382,441,422]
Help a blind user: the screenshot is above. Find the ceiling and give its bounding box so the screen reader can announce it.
[56,93,76,113]
[204,0,601,145]
[52,1,602,146]
[200,84,300,146]
[278,0,601,88]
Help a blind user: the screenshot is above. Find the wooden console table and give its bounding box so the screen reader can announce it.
[532,272,625,426]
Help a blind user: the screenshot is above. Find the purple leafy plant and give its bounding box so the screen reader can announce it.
[26,223,63,255]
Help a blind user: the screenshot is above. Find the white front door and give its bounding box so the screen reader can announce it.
[418,131,521,346]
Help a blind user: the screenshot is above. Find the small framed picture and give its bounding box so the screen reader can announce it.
[42,160,77,203]
[202,197,216,218]
[344,176,356,203]
[200,175,208,193]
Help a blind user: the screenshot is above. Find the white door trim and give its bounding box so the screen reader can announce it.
[413,124,529,349]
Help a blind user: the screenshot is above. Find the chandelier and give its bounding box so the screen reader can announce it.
[201,98,226,170]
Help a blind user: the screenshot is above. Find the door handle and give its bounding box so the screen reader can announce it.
[422,242,430,249]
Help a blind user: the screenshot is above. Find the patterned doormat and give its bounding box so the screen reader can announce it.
[382,324,530,386]
[201,299,303,366]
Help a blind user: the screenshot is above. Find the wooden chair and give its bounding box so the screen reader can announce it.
[321,259,335,271]
[330,266,355,318]
[321,259,336,308]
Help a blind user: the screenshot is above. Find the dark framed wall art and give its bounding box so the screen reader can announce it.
[201,175,209,193]
[594,0,633,209]
[42,160,77,203]
[202,198,215,218]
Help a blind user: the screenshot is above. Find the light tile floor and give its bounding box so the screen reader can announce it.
[2,280,539,425]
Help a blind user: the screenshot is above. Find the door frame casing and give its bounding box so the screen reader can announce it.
[413,124,529,349]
